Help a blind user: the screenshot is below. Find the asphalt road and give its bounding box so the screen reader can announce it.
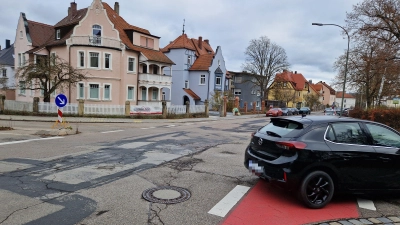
[0,114,399,225]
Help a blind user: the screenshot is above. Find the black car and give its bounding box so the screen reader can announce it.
[245,116,400,209]
[298,107,311,115]
[281,108,293,116]
[288,108,299,115]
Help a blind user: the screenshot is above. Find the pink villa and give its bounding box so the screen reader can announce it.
[14,0,174,106]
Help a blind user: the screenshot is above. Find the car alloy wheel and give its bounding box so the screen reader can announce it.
[299,171,334,209]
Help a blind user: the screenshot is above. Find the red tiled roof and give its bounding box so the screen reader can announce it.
[54,8,88,28]
[313,83,322,92]
[318,81,336,95]
[102,3,174,64]
[161,34,197,52]
[27,20,53,47]
[189,54,214,71]
[190,38,214,56]
[183,88,201,100]
[336,91,355,98]
[275,71,308,91]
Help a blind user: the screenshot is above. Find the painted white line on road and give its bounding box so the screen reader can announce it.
[165,125,176,127]
[0,133,26,136]
[101,130,124,134]
[357,198,376,211]
[208,185,250,217]
[141,128,149,130]
[199,122,208,124]
[185,123,194,125]
[0,137,64,146]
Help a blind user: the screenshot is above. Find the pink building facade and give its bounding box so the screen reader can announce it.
[14,0,174,106]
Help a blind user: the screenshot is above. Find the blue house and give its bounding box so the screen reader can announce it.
[162,33,227,105]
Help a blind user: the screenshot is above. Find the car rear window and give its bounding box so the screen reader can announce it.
[258,119,304,137]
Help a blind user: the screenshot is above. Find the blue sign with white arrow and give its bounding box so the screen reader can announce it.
[55,94,68,108]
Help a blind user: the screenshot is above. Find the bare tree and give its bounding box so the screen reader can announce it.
[242,36,290,100]
[16,54,88,102]
[304,93,321,110]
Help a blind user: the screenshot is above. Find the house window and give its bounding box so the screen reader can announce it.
[104,84,111,100]
[20,31,23,38]
[234,88,241,95]
[256,101,260,107]
[298,92,300,96]
[2,69,6,77]
[235,76,242,83]
[51,52,56,65]
[56,29,60,40]
[78,83,84,99]
[153,66,158,74]
[140,36,154,48]
[152,89,158,100]
[251,90,255,95]
[128,57,135,72]
[127,86,134,100]
[92,25,102,45]
[19,81,26,95]
[141,88,146,100]
[216,76,221,86]
[256,91,260,96]
[104,53,111,69]
[79,51,85,67]
[187,56,191,65]
[89,84,99,99]
[185,80,189,89]
[51,81,56,97]
[162,91,165,100]
[283,82,287,87]
[323,97,325,100]
[89,52,99,68]
[344,99,347,103]
[200,75,206,85]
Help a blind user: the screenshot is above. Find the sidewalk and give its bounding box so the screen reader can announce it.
[0,113,265,123]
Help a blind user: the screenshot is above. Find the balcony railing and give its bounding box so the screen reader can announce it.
[139,74,172,84]
[69,36,123,49]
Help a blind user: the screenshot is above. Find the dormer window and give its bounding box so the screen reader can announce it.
[92,25,102,45]
[20,31,23,38]
[56,29,60,40]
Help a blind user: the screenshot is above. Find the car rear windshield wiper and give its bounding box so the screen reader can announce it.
[266,131,282,137]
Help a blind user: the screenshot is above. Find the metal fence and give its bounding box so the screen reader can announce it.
[167,105,186,115]
[4,100,33,112]
[84,104,125,115]
[38,102,79,114]
[190,105,205,113]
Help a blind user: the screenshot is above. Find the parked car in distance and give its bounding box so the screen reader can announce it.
[324,110,335,116]
[245,116,400,209]
[281,108,293,116]
[288,108,299,115]
[298,107,311,115]
[266,108,283,117]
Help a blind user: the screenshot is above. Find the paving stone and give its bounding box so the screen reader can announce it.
[377,217,394,223]
[338,221,353,225]
[389,217,400,223]
[358,219,373,224]
[368,218,383,224]
[348,219,365,225]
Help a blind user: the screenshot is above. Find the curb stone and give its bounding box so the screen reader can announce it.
[310,216,400,225]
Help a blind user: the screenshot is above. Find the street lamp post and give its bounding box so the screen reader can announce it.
[312,23,350,117]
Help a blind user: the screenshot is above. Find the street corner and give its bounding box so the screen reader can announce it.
[221,179,359,225]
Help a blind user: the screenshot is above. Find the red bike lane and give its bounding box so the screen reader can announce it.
[221,180,359,225]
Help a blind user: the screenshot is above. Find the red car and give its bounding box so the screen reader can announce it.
[266,108,283,117]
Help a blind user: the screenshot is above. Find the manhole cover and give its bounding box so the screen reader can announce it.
[142,186,191,204]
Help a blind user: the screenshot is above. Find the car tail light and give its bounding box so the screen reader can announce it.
[276,141,307,150]
[283,171,287,181]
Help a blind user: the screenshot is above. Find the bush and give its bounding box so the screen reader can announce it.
[349,107,400,131]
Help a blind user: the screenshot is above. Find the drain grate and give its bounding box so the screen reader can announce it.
[142,186,191,204]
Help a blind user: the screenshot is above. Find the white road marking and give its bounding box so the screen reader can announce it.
[149,127,156,129]
[357,198,376,211]
[0,137,64,146]
[0,133,25,136]
[101,130,124,134]
[185,123,194,125]
[141,128,149,130]
[165,125,176,127]
[208,185,250,217]
[199,122,208,124]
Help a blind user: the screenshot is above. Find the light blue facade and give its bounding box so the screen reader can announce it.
[163,46,227,105]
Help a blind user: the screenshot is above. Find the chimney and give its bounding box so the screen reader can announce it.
[6,40,10,49]
[204,39,209,45]
[114,2,119,15]
[309,80,312,84]
[198,36,202,49]
[68,7,71,15]
[70,2,77,16]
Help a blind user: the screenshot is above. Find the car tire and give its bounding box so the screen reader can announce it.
[299,171,334,209]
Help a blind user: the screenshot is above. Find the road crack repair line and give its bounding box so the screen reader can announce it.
[148,202,168,225]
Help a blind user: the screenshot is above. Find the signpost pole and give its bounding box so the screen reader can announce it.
[53,94,68,128]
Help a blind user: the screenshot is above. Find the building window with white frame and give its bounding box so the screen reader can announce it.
[256,91,260,96]
[185,80,189,89]
[92,25,102,45]
[79,51,85,67]
[234,88,241,95]
[104,53,111,69]
[216,76,221,86]
[256,101,260,107]
[89,52,99,68]
[56,29,60,40]
[104,84,111,100]
[19,81,26,95]
[51,52,56,65]
[127,86,134,100]
[20,30,23,38]
[2,69,6,78]
[128,57,135,72]
[162,91,165,100]
[251,90,255,95]
[18,53,22,66]
[200,75,205,85]
[187,56,191,65]
[89,84,99,99]
[152,89,158,100]
[78,83,84,99]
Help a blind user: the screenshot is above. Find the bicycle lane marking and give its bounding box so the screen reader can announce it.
[221,180,359,225]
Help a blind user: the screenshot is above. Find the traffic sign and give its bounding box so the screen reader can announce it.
[55,94,68,107]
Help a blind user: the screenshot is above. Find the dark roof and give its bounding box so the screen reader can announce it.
[214,66,223,74]
[0,44,14,66]
[27,20,53,47]
[54,8,88,28]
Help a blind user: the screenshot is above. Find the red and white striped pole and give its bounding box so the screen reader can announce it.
[58,107,63,123]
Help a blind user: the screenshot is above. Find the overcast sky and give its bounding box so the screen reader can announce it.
[0,0,361,85]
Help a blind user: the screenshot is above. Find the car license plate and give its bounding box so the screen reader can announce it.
[249,160,264,174]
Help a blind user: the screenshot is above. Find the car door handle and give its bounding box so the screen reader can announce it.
[379,157,391,161]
